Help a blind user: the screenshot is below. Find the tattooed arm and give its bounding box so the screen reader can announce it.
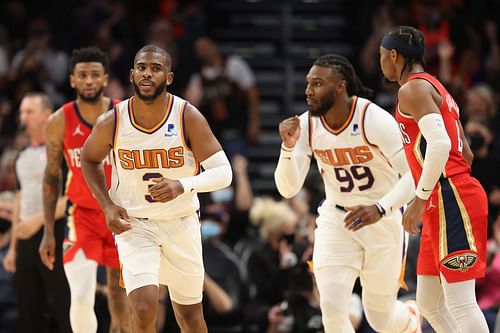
[39,108,65,270]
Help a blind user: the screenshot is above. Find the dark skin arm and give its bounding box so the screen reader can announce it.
[39,109,65,270]
[148,104,224,201]
[398,79,442,234]
[81,110,132,235]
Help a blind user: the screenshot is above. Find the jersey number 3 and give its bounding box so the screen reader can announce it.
[143,172,162,202]
[334,166,374,192]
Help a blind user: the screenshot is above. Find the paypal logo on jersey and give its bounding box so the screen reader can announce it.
[351,124,360,136]
[164,124,178,137]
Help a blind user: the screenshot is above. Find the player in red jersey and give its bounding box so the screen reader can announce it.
[380,26,488,333]
[39,47,130,333]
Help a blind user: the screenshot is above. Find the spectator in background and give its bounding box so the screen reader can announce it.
[200,212,247,333]
[2,93,71,333]
[185,36,260,157]
[11,18,68,105]
[245,197,299,331]
[0,191,18,333]
[476,213,500,331]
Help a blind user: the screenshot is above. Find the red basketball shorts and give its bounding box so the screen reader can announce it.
[63,201,120,270]
[417,174,487,283]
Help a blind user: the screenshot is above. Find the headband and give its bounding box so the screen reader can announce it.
[381,34,424,59]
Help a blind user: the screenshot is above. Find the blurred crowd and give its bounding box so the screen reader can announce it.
[0,0,499,332]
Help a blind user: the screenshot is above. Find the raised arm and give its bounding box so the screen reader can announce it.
[274,114,312,199]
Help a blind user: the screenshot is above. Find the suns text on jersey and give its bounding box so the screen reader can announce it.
[117,147,185,170]
[314,146,373,166]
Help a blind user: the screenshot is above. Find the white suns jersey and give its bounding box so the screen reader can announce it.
[110,95,200,219]
[304,96,400,207]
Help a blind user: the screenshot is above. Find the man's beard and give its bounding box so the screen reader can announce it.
[309,95,336,117]
[132,79,167,102]
[76,87,104,103]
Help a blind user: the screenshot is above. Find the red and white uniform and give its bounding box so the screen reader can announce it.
[396,72,487,282]
[62,99,120,269]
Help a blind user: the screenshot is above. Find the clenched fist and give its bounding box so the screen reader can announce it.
[279,116,301,149]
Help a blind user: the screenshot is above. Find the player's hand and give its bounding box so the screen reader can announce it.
[402,197,425,234]
[148,177,184,203]
[278,116,301,149]
[16,216,43,240]
[344,205,382,231]
[103,204,132,235]
[39,229,56,270]
[3,247,16,272]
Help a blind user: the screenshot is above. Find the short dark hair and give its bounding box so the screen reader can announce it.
[70,46,109,74]
[23,92,53,111]
[314,54,373,98]
[134,44,171,69]
[386,26,426,71]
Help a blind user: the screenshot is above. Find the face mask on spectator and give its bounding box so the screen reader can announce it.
[211,187,234,204]
[201,220,222,240]
[0,218,11,233]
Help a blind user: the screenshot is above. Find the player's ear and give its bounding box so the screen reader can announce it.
[69,73,75,89]
[129,69,134,83]
[166,72,174,86]
[102,73,109,88]
[390,49,399,64]
[337,80,346,95]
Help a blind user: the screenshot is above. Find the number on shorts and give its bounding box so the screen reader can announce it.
[143,172,163,202]
[334,166,374,192]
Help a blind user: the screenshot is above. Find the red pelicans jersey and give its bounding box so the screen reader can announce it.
[110,95,200,219]
[396,72,470,188]
[63,99,117,209]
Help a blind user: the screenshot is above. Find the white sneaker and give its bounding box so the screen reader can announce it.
[405,300,422,333]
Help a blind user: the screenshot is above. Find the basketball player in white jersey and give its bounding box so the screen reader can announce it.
[81,45,232,333]
[275,55,421,333]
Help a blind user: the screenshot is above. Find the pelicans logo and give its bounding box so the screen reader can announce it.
[442,253,477,272]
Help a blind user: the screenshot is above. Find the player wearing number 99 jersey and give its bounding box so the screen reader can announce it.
[275,55,421,333]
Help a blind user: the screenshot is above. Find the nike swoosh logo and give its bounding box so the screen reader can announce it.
[422,188,432,192]
[282,157,291,160]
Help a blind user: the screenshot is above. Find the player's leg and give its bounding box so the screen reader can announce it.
[436,176,488,332]
[114,217,163,333]
[312,204,361,333]
[415,217,458,331]
[158,213,207,333]
[41,219,71,333]
[106,266,131,333]
[64,248,99,333]
[101,222,131,333]
[360,214,418,333]
[127,284,159,333]
[171,302,207,333]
